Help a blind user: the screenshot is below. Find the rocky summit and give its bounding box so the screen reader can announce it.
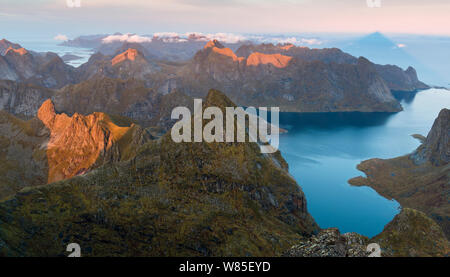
[0,89,318,257]
[373,209,449,257]
[284,228,370,257]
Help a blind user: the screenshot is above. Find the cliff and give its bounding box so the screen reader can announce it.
[177,42,402,112]
[235,43,428,92]
[410,109,450,166]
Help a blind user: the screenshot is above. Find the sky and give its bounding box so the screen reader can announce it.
[1,0,450,40]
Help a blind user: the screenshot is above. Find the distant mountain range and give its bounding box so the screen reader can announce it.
[0,37,429,123]
[341,32,447,87]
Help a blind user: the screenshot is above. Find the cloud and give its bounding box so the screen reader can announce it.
[101,32,321,46]
[397,43,407,48]
[153,32,247,43]
[204,33,247,43]
[54,34,68,41]
[249,36,323,46]
[102,34,153,44]
[300,38,322,45]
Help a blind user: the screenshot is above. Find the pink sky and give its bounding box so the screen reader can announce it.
[1,0,449,36]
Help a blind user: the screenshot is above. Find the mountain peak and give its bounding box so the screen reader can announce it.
[204,39,224,49]
[0,39,22,55]
[36,99,144,183]
[205,89,236,108]
[37,99,57,127]
[111,48,140,66]
[411,108,450,166]
[246,52,292,68]
[5,46,28,56]
[279,43,295,51]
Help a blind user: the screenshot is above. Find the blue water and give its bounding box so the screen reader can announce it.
[278,89,450,237]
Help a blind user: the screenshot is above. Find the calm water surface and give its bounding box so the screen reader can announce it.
[278,89,450,237]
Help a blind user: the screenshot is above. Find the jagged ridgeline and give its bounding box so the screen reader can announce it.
[0,89,318,257]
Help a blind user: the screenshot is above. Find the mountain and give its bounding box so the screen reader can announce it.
[37,99,153,183]
[176,41,402,112]
[53,77,193,129]
[0,89,318,256]
[62,34,245,62]
[0,40,76,89]
[342,32,440,87]
[236,42,429,92]
[410,108,450,166]
[0,38,428,113]
[0,77,193,130]
[0,39,21,55]
[0,80,54,118]
[374,64,428,92]
[0,110,49,199]
[349,109,450,239]
[0,100,152,199]
[236,43,357,64]
[372,208,449,257]
[75,48,160,82]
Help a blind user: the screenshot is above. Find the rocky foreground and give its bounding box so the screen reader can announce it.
[285,208,449,257]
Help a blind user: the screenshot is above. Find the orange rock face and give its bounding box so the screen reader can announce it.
[246,52,292,68]
[204,39,224,49]
[279,44,294,51]
[37,99,131,183]
[204,40,244,62]
[5,46,28,56]
[111,48,139,66]
[212,47,240,61]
